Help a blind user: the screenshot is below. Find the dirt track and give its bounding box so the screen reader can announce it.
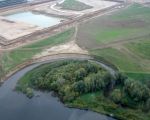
[1,53,116,83]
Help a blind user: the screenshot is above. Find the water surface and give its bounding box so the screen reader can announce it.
[0,60,116,120]
[6,12,63,28]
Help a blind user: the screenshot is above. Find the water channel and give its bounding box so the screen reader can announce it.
[0,57,116,120]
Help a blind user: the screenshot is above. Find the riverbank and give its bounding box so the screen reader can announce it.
[16,59,150,120]
[0,56,116,120]
[0,28,75,82]
[0,53,91,83]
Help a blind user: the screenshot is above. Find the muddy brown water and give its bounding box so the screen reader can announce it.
[0,58,116,120]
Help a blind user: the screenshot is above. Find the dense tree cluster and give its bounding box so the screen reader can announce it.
[109,74,150,111]
[17,60,150,112]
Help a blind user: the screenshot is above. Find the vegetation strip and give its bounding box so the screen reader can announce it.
[0,28,75,81]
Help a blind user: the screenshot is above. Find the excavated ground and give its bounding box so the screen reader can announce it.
[0,0,120,48]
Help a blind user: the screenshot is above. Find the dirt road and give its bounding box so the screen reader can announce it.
[1,53,116,83]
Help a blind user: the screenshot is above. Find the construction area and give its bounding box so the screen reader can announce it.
[0,0,123,49]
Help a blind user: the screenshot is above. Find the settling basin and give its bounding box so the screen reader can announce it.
[5,11,64,28]
[0,58,116,120]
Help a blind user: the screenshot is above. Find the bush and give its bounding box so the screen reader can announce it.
[26,88,34,98]
[115,72,127,85]
[84,73,105,92]
[75,68,87,81]
[143,98,150,112]
[73,81,85,94]
[110,89,122,104]
[124,79,150,102]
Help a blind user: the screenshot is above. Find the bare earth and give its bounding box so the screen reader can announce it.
[0,16,41,40]
[34,0,118,18]
[0,0,119,47]
[53,0,118,14]
[77,0,118,13]
[34,40,88,58]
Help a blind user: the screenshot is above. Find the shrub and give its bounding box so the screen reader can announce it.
[124,79,150,102]
[110,89,122,104]
[73,81,85,94]
[26,88,34,98]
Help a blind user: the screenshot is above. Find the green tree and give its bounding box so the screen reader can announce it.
[63,86,77,102]
[145,98,150,112]
[73,81,85,94]
[124,79,150,102]
[75,68,87,81]
[102,72,115,96]
[110,89,122,103]
[115,72,127,85]
[84,72,105,93]
[84,62,99,73]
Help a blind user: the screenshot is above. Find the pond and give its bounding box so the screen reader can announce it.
[6,12,63,28]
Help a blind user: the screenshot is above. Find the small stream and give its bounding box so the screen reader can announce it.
[0,57,116,120]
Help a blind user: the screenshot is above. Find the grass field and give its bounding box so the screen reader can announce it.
[0,28,74,78]
[58,0,92,11]
[125,40,150,60]
[90,39,150,79]
[77,4,150,49]
[75,4,150,83]
[90,48,143,72]
[126,72,150,85]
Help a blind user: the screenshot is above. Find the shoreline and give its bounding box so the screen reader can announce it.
[49,91,118,120]
[13,57,117,120]
[1,53,91,83]
[1,53,117,84]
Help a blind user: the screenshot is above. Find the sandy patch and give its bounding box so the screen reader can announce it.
[0,16,41,40]
[34,41,88,58]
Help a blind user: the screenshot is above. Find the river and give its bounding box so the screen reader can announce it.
[0,58,116,120]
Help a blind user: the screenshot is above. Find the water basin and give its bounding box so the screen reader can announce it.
[6,11,63,28]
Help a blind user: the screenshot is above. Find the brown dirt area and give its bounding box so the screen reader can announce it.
[0,16,41,40]
[0,0,122,49]
[34,41,88,58]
